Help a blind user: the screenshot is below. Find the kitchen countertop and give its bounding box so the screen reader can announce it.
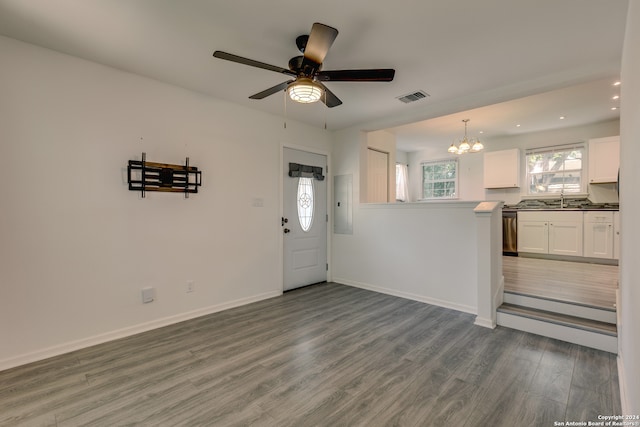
[503,200,619,211]
[511,207,619,211]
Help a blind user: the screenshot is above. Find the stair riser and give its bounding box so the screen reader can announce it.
[497,312,618,353]
[503,293,616,324]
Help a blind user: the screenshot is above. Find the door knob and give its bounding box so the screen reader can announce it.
[284,228,290,234]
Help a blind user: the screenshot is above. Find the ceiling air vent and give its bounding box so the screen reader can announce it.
[397,90,430,104]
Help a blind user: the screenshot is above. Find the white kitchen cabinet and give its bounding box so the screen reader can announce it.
[549,218,584,256]
[584,211,614,259]
[517,211,583,256]
[613,211,620,260]
[484,149,520,188]
[518,219,548,253]
[588,136,620,184]
[484,148,520,188]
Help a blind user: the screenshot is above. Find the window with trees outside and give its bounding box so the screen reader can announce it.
[526,144,585,195]
[421,159,458,199]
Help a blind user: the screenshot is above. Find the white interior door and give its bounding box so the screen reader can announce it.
[367,148,389,203]
[283,148,327,291]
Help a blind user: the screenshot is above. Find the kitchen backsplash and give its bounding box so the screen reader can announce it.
[505,198,619,210]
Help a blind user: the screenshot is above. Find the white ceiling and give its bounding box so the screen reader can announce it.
[389,78,622,151]
[0,0,629,151]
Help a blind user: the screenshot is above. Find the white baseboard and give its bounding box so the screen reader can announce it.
[333,277,476,315]
[0,290,282,372]
[617,352,630,414]
[474,317,496,329]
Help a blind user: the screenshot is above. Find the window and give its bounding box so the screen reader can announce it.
[421,159,458,199]
[297,177,314,232]
[526,144,585,195]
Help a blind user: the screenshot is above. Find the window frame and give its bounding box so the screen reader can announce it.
[420,158,459,200]
[525,143,586,196]
[296,177,314,232]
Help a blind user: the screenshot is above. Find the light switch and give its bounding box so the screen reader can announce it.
[141,287,155,303]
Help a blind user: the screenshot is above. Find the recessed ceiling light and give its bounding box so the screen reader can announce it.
[516,124,521,127]
[611,107,618,111]
[612,95,620,100]
[613,81,621,86]
[479,130,484,134]
[559,116,566,120]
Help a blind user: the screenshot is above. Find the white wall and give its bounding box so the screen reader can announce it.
[396,150,409,165]
[0,36,332,369]
[407,120,620,204]
[618,1,640,414]
[332,128,480,314]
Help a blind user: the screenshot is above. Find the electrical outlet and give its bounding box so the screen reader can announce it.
[186,280,195,293]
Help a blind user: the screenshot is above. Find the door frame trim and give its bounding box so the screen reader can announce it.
[280,143,332,291]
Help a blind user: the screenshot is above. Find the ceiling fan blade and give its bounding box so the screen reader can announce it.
[249,80,294,99]
[303,23,338,65]
[317,82,343,108]
[213,51,296,77]
[316,69,396,82]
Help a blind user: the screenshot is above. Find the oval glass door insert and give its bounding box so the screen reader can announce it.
[297,177,314,232]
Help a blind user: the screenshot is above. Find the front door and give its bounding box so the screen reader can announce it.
[283,148,327,291]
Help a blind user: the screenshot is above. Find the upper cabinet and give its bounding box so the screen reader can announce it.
[483,148,520,188]
[588,136,620,184]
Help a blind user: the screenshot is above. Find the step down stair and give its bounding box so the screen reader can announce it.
[497,291,617,353]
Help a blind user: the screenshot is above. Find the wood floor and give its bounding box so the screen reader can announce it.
[503,256,619,309]
[0,283,621,426]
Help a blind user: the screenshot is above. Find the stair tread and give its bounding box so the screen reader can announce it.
[498,303,617,336]
[503,290,616,312]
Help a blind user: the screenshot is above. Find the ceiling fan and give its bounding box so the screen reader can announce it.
[213,22,395,108]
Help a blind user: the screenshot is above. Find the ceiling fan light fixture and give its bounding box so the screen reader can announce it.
[288,78,323,104]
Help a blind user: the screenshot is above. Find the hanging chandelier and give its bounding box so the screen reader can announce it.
[448,119,484,154]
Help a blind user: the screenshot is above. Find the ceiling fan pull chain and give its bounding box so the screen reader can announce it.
[324,90,327,130]
[283,89,287,129]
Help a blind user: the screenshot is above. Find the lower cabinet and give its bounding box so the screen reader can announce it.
[583,211,614,259]
[517,210,619,260]
[517,211,583,256]
[518,220,548,253]
[549,219,584,256]
[613,212,620,260]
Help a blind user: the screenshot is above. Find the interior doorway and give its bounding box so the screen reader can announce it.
[367,148,389,203]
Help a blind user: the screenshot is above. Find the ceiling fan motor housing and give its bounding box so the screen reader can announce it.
[288,56,304,73]
[295,35,308,53]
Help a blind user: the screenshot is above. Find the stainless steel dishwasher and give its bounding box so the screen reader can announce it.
[502,209,517,256]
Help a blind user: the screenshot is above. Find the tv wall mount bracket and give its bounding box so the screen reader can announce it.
[127,152,202,198]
